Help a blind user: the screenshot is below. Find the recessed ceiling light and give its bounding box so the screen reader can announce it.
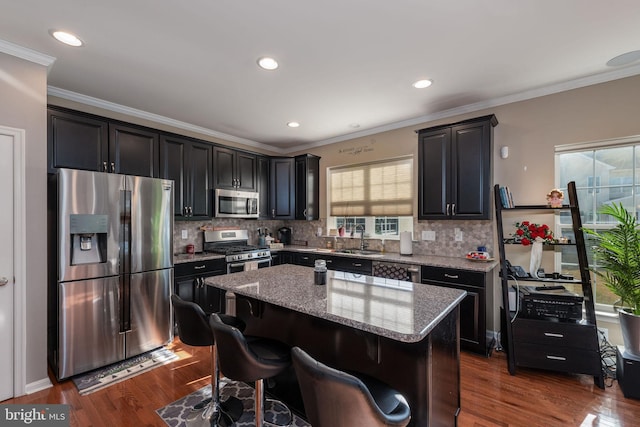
[287,122,300,128]
[50,30,83,47]
[412,79,433,89]
[257,57,279,70]
[606,50,640,67]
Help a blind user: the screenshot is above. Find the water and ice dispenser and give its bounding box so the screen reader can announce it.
[69,214,109,265]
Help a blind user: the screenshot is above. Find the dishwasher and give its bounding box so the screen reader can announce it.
[372,260,421,282]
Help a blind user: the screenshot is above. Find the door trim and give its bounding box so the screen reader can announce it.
[1,126,26,396]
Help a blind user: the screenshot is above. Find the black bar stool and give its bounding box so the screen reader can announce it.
[209,313,293,427]
[291,346,411,427]
[171,294,244,426]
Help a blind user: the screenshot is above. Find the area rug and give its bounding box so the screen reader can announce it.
[72,347,177,395]
[156,380,310,427]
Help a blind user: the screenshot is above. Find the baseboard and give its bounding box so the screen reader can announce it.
[25,377,52,395]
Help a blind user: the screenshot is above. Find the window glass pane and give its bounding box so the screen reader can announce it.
[556,142,640,307]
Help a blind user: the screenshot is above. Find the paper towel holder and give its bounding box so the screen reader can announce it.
[400,231,413,256]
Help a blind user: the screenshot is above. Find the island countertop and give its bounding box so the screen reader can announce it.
[205,264,466,343]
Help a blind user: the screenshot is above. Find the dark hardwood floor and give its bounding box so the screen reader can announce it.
[4,339,639,426]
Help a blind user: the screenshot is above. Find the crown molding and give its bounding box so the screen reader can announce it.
[0,39,56,68]
[49,62,640,155]
[295,64,640,152]
[47,86,287,154]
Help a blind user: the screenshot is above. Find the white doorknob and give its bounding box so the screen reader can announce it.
[0,277,8,286]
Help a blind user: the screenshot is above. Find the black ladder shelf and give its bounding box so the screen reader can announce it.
[494,181,604,389]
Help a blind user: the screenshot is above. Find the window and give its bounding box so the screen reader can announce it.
[328,157,413,239]
[556,139,640,310]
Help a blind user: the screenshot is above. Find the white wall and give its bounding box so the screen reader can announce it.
[0,52,49,388]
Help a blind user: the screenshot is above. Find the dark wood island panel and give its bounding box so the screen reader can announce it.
[206,264,465,427]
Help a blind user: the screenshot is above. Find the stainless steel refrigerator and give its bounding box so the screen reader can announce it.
[49,168,174,380]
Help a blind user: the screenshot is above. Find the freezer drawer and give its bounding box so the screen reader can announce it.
[57,277,124,379]
[126,268,173,358]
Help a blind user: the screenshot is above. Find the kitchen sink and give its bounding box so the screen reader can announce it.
[333,249,384,257]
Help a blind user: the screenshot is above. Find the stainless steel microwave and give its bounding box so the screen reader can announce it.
[215,188,259,218]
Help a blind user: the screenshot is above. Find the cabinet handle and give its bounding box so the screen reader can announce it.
[326,260,333,263]
[110,162,115,173]
[271,209,275,218]
[543,332,564,338]
[353,263,362,267]
[444,273,459,279]
[446,204,450,216]
[103,161,108,172]
[546,355,567,361]
[303,209,307,218]
[194,265,206,269]
[452,203,456,216]
[188,206,193,216]
[301,256,309,260]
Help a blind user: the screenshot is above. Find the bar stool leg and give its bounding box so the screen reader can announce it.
[254,379,264,427]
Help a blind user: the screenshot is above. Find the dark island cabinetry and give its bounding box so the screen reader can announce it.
[160,134,212,219]
[418,114,497,220]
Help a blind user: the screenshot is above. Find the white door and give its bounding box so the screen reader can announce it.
[0,128,19,400]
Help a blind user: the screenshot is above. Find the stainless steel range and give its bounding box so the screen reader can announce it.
[204,230,271,273]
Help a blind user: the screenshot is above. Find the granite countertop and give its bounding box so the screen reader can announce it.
[275,245,498,272]
[176,246,498,272]
[205,264,466,343]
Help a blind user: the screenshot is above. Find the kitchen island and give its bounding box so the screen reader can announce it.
[205,264,466,426]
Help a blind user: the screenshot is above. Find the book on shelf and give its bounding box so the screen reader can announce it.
[499,186,515,208]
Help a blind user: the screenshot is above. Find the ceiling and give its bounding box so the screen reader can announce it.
[2,1,640,153]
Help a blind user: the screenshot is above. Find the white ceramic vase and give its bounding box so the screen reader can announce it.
[529,238,543,277]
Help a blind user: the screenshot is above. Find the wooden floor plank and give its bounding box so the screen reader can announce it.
[3,340,639,426]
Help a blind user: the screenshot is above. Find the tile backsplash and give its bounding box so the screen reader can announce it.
[174,218,494,258]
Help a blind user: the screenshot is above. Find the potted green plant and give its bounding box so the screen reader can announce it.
[583,203,640,356]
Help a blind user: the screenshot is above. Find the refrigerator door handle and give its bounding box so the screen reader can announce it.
[121,188,132,332]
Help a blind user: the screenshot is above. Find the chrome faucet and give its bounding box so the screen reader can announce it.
[355,224,367,251]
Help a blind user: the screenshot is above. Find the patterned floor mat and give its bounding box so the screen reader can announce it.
[156,379,310,427]
[72,347,177,395]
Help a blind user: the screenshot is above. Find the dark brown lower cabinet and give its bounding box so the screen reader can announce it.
[174,259,226,314]
[422,266,490,355]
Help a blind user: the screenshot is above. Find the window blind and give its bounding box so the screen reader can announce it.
[329,157,413,216]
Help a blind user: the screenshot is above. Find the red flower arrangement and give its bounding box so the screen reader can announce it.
[513,221,554,246]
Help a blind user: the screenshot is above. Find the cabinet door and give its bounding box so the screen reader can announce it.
[175,277,197,303]
[270,157,295,219]
[109,124,159,177]
[160,135,212,219]
[48,108,108,173]
[418,128,450,219]
[256,156,270,219]
[188,141,213,218]
[212,146,236,189]
[295,154,320,220]
[451,120,492,219]
[236,152,257,191]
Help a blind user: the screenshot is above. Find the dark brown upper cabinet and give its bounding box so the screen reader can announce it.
[160,134,213,219]
[295,154,321,220]
[48,107,159,177]
[212,146,257,191]
[418,115,497,220]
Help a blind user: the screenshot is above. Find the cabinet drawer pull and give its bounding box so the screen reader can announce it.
[446,203,451,216]
[543,332,564,338]
[353,263,362,267]
[546,355,567,361]
[194,265,206,270]
[326,260,333,263]
[452,203,456,216]
[444,273,459,279]
[301,256,309,260]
